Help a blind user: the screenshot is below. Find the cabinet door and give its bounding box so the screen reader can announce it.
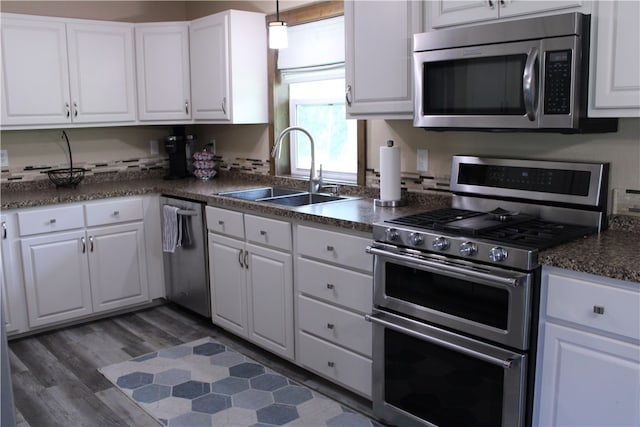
[430,0,498,28]
[66,21,136,123]
[135,23,191,121]
[537,322,640,426]
[209,233,247,336]
[589,0,640,117]
[88,223,149,313]
[189,13,229,121]
[246,243,293,360]
[1,15,71,126]
[20,230,92,327]
[498,1,587,19]
[345,1,422,118]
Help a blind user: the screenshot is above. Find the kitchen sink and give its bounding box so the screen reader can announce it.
[218,186,353,206]
[262,193,349,206]
[218,186,304,201]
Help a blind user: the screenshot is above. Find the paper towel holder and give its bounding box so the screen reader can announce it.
[374,193,407,207]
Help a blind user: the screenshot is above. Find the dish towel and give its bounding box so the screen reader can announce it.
[179,213,194,249]
[162,205,180,253]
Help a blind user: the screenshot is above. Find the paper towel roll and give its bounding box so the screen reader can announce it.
[380,141,401,201]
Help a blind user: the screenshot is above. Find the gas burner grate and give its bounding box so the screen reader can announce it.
[478,220,596,249]
[386,208,483,229]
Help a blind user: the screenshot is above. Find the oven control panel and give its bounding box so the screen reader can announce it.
[373,226,536,270]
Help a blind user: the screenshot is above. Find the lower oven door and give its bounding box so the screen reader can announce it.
[368,310,527,427]
[368,244,533,350]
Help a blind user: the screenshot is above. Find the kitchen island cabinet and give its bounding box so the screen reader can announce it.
[295,223,373,398]
[206,206,294,360]
[1,13,136,128]
[534,266,640,426]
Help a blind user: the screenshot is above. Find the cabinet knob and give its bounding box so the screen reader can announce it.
[326,283,334,290]
[593,305,605,315]
[326,245,334,251]
[49,218,57,224]
[218,220,224,225]
[260,230,267,236]
[113,210,120,216]
[327,323,335,329]
[327,361,335,368]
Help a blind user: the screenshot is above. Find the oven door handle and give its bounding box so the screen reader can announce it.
[366,313,515,369]
[366,245,522,288]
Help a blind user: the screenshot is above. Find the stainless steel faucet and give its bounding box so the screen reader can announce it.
[272,126,323,193]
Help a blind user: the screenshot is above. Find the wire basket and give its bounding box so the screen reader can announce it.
[47,167,85,188]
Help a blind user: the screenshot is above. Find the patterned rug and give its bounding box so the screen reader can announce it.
[99,337,380,427]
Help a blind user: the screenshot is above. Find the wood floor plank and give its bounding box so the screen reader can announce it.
[10,370,74,427]
[94,387,160,427]
[111,311,183,349]
[87,317,156,358]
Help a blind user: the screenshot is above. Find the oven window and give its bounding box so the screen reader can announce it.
[423,54,526,115]
[385,328,503,427]
[386,263,509,330]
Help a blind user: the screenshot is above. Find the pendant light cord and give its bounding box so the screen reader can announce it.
[276,0,280,21]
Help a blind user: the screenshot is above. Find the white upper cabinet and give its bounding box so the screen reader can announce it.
[430,0,589,29]
[66,21,136,123]
[1,14,136,127]
[135,22,191,121]
[189,10,267,123]
[588,0,640,117]
[344,0,422,119]
[1,15,71,126]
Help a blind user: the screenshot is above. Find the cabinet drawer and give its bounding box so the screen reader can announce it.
[297,258,372,313]
[206,206,244,238]
[17,205,84,236]
[547,272,640,341]
[298,295,372,357]
[245,214,291,251]
[298,331,372,398]
[297,225,372,272]
[85,198,143,227]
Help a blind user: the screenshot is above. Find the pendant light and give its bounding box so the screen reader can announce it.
[269,0,288,49]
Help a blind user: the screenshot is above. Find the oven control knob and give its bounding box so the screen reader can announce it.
[385,227,400,242]
[459,241,477,256]
[409,232,424,246]
[432,236,450,251]
[489,246,508,262]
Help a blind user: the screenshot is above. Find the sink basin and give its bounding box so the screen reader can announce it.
[263,193,349,207]
[218,187,304,201]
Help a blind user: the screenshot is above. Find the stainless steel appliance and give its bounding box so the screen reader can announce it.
[161,196,210,317]
[367,156,609,427]
[413,13,617,133]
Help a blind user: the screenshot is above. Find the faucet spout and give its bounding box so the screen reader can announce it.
[272,126,322,193]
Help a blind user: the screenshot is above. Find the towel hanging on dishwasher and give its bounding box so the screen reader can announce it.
[162,205,180,253]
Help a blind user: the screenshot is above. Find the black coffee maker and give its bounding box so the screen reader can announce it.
[164,127,194,180]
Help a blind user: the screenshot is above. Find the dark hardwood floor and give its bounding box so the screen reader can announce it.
[7,303,374,427]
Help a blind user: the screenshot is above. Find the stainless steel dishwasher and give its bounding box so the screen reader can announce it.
[160,196,210,317]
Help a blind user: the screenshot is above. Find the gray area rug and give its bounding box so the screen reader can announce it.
[99,337,380,427]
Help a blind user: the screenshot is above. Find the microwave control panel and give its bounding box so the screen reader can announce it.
[544,50,572,115]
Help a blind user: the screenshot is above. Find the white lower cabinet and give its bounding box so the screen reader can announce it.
[16,197,150,329]
[1,213,28,335]
[206,207,294,360]
[295,224,373,398]
[534,266,640,426]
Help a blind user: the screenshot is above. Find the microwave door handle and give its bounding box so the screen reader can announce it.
[523,47,539,121]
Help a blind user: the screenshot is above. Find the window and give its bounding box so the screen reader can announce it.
[287,76,357,182]
[275,15,359,183]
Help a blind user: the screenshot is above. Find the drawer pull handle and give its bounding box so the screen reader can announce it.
[327,323,335,329]
[2,221,6,239]
[593,305,605,315]
[49,219,57,224]
[260,230,267,236]
[326,283,334,290]
[327,361,335,367]
[113,210,120,216]
[326,245,334,251]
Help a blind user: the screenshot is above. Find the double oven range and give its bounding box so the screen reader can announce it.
[367,156,608,427]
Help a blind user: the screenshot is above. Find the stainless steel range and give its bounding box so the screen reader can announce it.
[367,156,608,427]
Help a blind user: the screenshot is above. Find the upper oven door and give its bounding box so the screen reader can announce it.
[413,37,579,130]
[369,244,533,350]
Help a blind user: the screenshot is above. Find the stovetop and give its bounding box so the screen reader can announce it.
[373,208,597,271]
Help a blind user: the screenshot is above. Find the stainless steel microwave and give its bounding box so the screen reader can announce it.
[413,13,617,133]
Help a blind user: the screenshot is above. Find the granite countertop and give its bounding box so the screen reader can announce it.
[2,174,639,283]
